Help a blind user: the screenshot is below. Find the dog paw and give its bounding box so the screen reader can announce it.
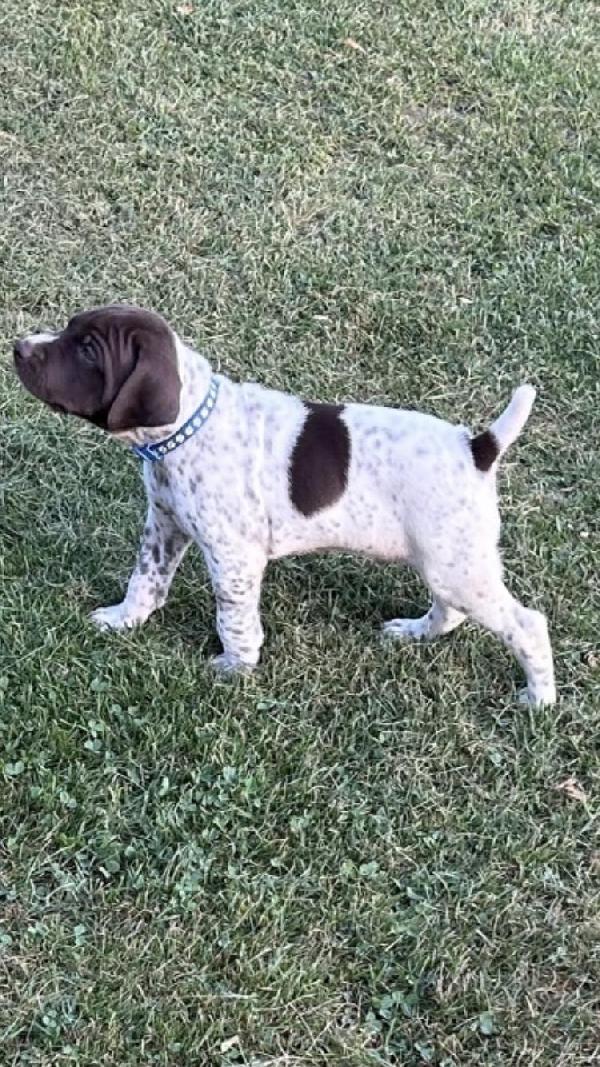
[382,617,429,642]
[210,653,256,676]
[518,684,557,708]
[90,604,140,632]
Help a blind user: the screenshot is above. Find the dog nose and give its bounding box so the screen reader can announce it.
[13,339,34,361]
[13,339,33,360]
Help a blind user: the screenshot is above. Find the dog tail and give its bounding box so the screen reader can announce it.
[470,384,536,472]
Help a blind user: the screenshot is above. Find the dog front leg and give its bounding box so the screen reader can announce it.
[90,505,190,632]
[205,550,266,673]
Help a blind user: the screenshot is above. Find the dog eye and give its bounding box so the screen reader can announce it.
[79,337,97,365]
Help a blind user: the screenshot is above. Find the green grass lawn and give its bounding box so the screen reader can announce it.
[1,1,599,1063]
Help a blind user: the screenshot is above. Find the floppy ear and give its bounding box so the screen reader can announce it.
[107,327,181,431]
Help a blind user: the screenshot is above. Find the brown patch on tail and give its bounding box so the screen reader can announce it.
[471,429,499,471]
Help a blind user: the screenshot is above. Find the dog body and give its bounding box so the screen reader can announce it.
[14,305,556,705]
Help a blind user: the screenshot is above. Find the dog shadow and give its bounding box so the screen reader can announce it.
[161,551,427,651]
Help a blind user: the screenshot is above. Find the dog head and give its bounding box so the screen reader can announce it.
[13,304,181,431]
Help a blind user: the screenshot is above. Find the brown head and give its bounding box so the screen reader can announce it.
[13,305,181,432]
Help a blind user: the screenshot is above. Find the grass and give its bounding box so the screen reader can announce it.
[1,0,599,1063]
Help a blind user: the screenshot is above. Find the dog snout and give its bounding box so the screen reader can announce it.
[13,338,35,361]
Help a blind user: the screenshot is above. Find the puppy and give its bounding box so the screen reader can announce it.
[14,304,556,705]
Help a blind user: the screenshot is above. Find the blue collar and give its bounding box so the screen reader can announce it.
[132,376,220,463]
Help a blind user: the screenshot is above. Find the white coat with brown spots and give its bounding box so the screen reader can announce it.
[14,305,556,705]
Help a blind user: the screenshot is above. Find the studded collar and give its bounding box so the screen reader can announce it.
[132,376,219,463]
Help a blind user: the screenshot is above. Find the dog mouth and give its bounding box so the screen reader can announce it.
[12,342,56,409]
[13,350,40,389]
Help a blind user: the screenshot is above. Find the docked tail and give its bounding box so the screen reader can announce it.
[470,384,536,472]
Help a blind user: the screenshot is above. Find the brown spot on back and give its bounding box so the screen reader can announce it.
[289,402,351,517]
[471,429,499,472]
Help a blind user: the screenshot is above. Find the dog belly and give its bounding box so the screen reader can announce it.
[268,511,409,562]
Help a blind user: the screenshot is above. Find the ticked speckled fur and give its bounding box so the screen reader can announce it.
[19,312,556,705]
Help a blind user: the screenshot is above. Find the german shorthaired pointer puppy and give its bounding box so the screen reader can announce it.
[14,304,556,705]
